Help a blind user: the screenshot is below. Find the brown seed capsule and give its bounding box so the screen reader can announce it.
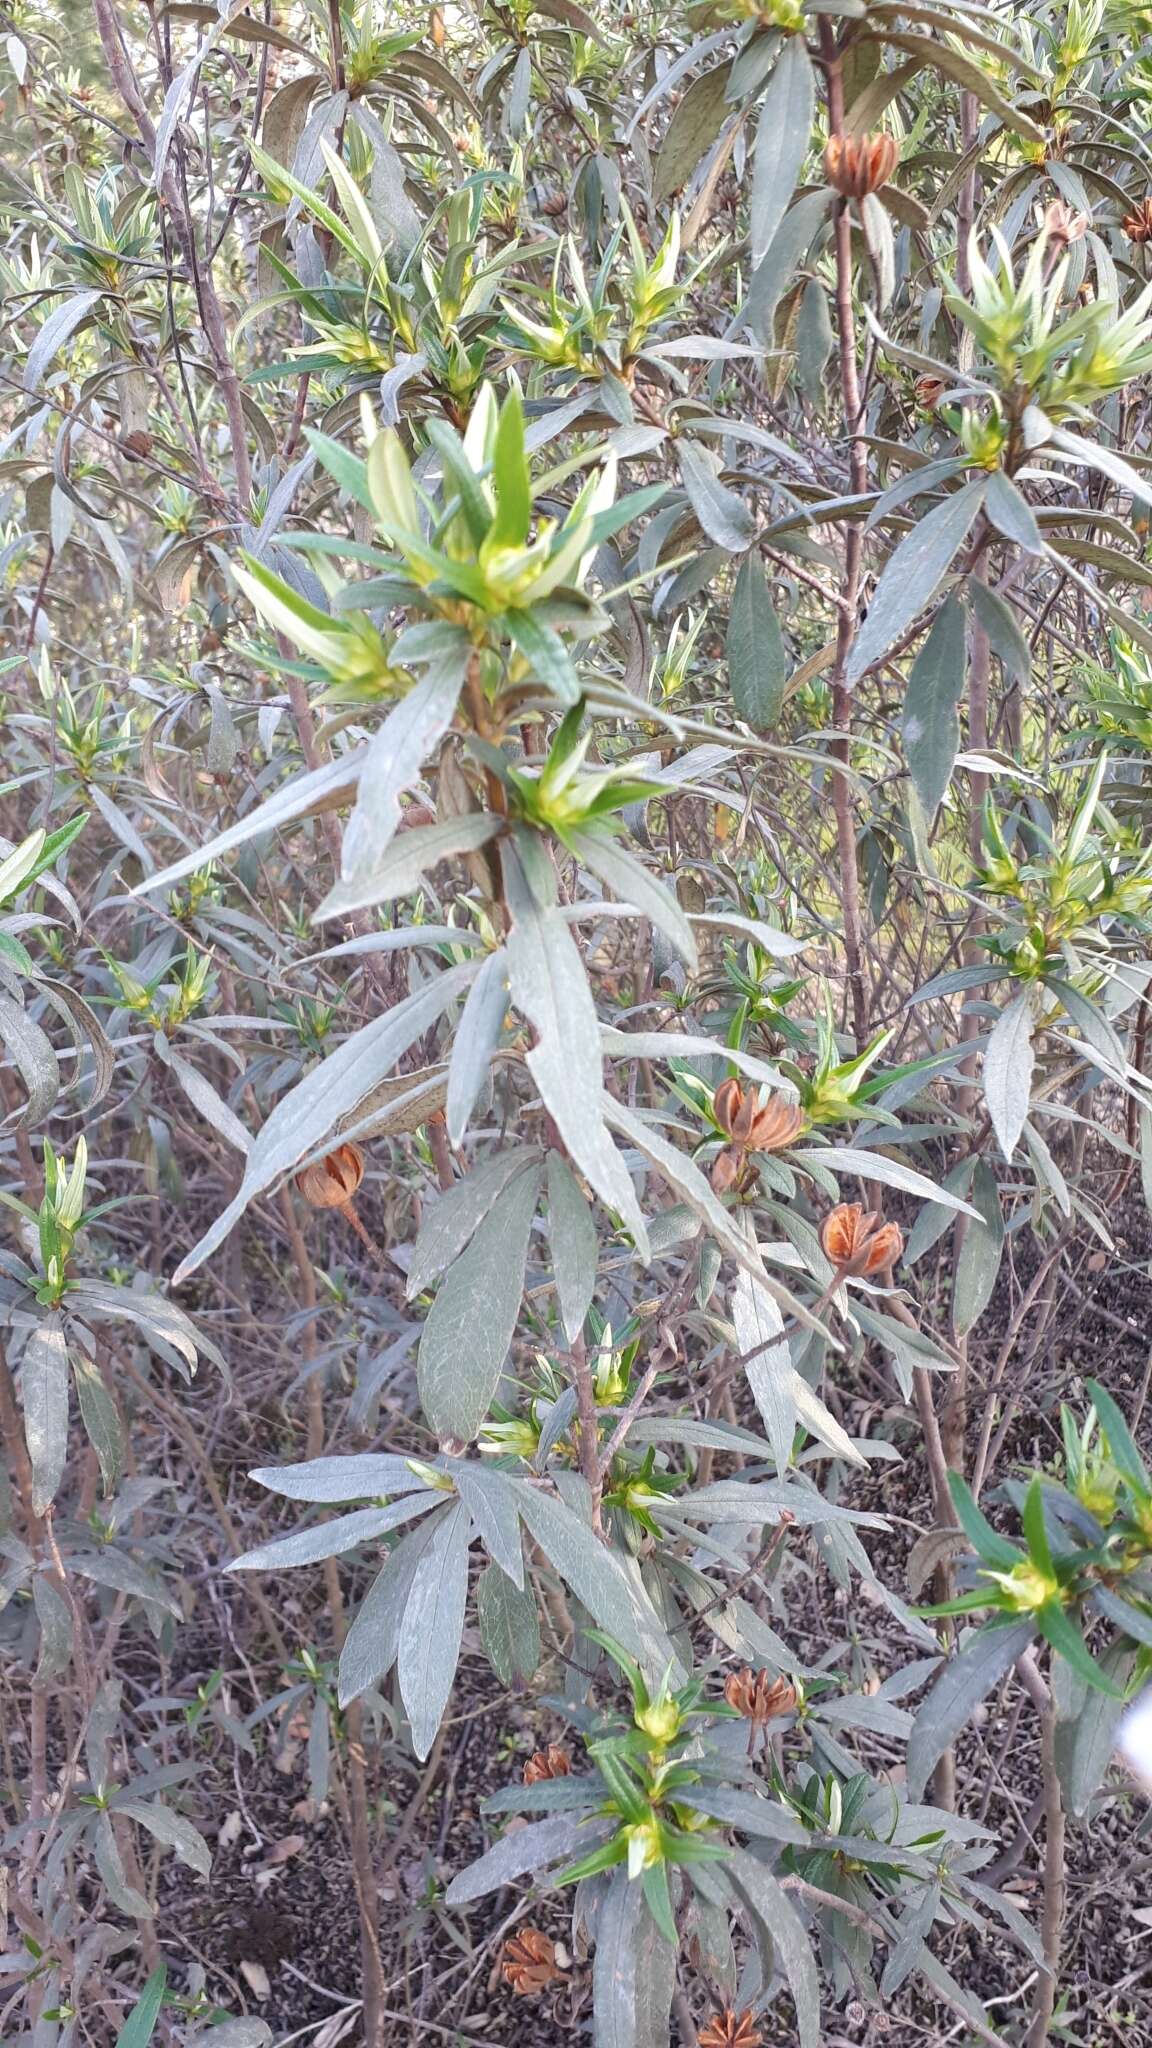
[1123,198,1152,245]
[523,1744,571,1784]
[820,1201,903,1277]
[698,2011,764,2048]
[724,1667,798,1726]
[501,1927,566,1995]
[915,374,947,412]
[294,1142,365,1209]
[429,4,445,44]
[823,131,899,200]
[1041,198,1088,251]
[710,1083,807,1194]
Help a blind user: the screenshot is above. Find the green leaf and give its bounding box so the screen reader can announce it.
[513,1480,677,1677]
[1054,1642,1135,1818]
[592,1866,643,2048]
[983,470,1043,553]
[742,187,832,345]
[567,827,697,968]
[407,1147,542,1299]
[504,846,650,1257]
[397,1499,471,1758]
[653,66,730,202]
[906,1619,1035,1798]
[1036,1601,1123,1695]
[983,992,1034,1163]
[1085,1378,1151,1496]
[340,637,473,875]
[135,750,367,898]
[953,1157,1004,1339]
[112,1796,212,1878]
[491,388,531,546]
[72,1348,123,1496]
[446,947,510,1146]
[228,1493,441,1571]
[251,1453,431,1502]
[847,479,986,685]
[791,1144,981,1216]
[678,440,756,552]
[445,1811,601,1905]
[547,1150,599,1345]
[728,553,788,731]
[728,1846,820,2048]
[875,32,1046,143]
[476,1561,541,1684]
[172,960,477,1282]
[1021,1476,1055,1578]
[947,1472,1021,1569]
[337,1512,446,1706]
[505,610,583,705]
[0,992,60,1128]
[750,38,814,267]
[967,577,1032,683]
[114,1966,167,2048]
[22,1314,69,1514]
[902,593,967,819]
[316,814,501,920]
[417,1161,542,1444]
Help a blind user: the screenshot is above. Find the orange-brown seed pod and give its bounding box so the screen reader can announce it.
[501,1927,566,1995]
[823,131,899,200]
[820,1200,903,1277]
[523,1744,571,1784]
[295,1142,365,1209]
[1123,197,1152,245]
[724,1667,798,1725]
[698,2011,764,2048]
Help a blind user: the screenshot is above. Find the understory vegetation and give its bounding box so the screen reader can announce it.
[5,0,1152,2043]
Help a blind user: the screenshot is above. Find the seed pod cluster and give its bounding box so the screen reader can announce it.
[711,1080,807,1194]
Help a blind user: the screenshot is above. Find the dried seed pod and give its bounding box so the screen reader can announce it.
[823,131,899,200]
[1123,198,1152,244]
[523,1744,571,1784]
[820,1200,903,1277]
[1041,198,1088,251]
[698,2011,764,2048]
[294,1142,365,1209]
[723,1667,798,1725]
[915,373,947,412]
[501,1927,566,1995]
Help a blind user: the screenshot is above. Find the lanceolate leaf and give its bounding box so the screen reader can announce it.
[172,960,478,1282]
[847,480,986,685]
[503,846,650,1257]
[338,1512,446,1706]
[476,1561,541,1684]
[22,1314,69,1514]
[902,594,967,819]
[983,992,1034,1162]
[546,1149,600,1345]
[728,553,789,731]
[727,1847,820,2048]
[907,1619,1035,1798]
[417,1161,543,1445]
[953,1158,1004,1339]
[340,637,473,876]
[678,440,757,552]
[397,1499,471,1758]
[750,38,815,267]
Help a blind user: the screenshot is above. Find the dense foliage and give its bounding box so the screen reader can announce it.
[5,0,1152,2042]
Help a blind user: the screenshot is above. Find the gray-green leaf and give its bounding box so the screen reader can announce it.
[750,38,814,266]
[902,594,967,819]
[847,479,986,685]
[477,1562,541,1684]
[22,1314,69,1514]
[728,553,788,731]
[907,1620,1035,1798]
[397,1500,471,1758]
[983,992,1034,1162]
[417,1161,543,1444]
[547,1150,599,1345]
